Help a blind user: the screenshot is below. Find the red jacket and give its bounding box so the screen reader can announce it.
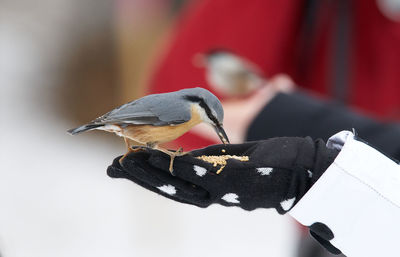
[148,0,400,150]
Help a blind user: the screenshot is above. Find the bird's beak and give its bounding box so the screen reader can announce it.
[214,124,230,144]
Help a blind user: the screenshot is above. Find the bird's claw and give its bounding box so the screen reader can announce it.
[130,146,149,152]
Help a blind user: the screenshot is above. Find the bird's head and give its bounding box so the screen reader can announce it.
[180,88,230,144]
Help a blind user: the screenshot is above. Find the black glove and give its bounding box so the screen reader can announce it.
[107,137,341,254]
[107,137,338,213]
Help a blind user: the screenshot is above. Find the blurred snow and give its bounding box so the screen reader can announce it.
[0,1,298,257]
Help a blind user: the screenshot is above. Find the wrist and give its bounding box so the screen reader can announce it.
[246,91,322,141]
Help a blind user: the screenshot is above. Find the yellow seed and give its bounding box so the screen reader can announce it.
[222,149,226,153]
[196,155,249,174]
[216,166,224,174]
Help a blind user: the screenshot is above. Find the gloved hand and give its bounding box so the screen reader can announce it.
[107,137,338,213]
[107,137,341,254]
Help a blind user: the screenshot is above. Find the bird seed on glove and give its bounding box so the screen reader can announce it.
[196,155,249,174]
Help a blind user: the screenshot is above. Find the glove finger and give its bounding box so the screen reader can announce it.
[146,151,222,189]
[107,156,128,178]
[119,153,213,206]
[108,162,210,207]
[107,160,167,196]
[121,153,201,193]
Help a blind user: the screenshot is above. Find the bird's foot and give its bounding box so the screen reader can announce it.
[168,147,187,174]
[154,147,186,175]
[119,146,147,164]
[119,152,129,165]
[168,155,175,174]
[176,147,184,154]
[130,145,148,152]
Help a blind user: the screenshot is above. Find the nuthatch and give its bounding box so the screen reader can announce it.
[68,87,230,172]
[195,50,266,96]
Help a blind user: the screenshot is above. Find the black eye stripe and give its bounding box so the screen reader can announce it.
[199,101,219,125]
[184,95,219,124]
[184,95,202,102]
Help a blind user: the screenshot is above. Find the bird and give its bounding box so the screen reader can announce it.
[67,87,230,172]
[194,50,266,96]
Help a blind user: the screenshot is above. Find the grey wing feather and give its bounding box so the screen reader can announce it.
[149,97,191,125]
[91,93,191,126]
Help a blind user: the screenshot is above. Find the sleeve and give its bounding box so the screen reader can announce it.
[246,91,400,160]
[289,131,400,256]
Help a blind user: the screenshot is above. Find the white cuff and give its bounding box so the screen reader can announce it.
[289,131,400,256]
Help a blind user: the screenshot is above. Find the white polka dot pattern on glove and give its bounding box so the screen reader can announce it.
[256,167,274,176]
[193,165,207,177]
[157,185,176,195]
[280,197,296,211]
[221,193,240,203]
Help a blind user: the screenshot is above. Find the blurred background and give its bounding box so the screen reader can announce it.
[0,0,298,257]
[2,0,400,256]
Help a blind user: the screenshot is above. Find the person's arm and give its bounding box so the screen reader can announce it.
[107,130,400,255]
[289,131,400,256]
[247,91,400,160]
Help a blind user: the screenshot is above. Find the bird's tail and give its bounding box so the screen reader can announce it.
[67,124,103,135]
